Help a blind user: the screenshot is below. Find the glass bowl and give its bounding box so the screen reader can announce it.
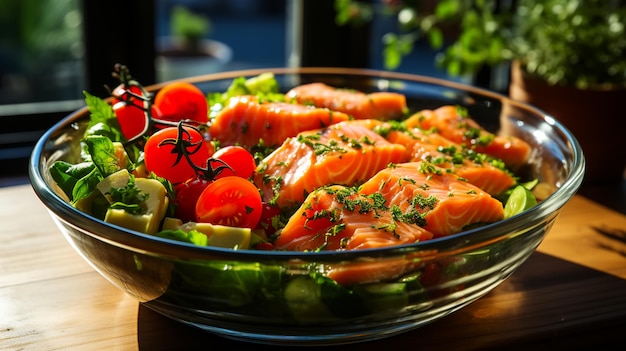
[29,67,584,346]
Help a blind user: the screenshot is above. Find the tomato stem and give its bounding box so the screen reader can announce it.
[107,63,228,182]
[157,122,233,182]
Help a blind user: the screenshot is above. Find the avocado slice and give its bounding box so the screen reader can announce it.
[162,218,251,249]
[99,170,169,234]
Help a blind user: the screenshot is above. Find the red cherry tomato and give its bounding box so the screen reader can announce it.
[111,83,143,105]
[195,176,263,229]
[113,101,151,141]
[254,242,276,250]
[211,146,256,179]
[110,83,152,140]
[153,82,208,124]
[143,126,211,184]
[419,262,443,287]
[255,203,282,236]
[174,177,211,223]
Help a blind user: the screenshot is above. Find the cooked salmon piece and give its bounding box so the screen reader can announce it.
[253,121,407,208]
[358,162,505,237]
[208,95,351,149]
[386,128,517,195]
[405,105,531,169]
[285,82,408,120]
[273,185,435,251]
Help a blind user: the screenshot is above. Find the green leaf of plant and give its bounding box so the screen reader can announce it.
[83,91,124,142]
[334,0,372,27]
[435,0,461,20]
[84,135,121,178]
[71,167,101,205]
[170,5,210,42]
[49,161,98,202]
[427,28,444,49]
[384,46,402,70]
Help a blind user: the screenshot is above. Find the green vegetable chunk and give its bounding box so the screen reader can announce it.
[503,185,537,218]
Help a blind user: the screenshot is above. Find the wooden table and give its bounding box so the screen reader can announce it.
[2,184,626,350]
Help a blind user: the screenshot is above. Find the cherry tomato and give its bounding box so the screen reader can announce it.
[153,82,208,124]
[255,203,282,236]
[211,146,256,179]
[254,242,276,250]
[110,83,153,140]
[195,176,263,229]
[174,177,211,222]
[419,262,443,287]
[143,126,211,184]
[113,101,151,141]
[111,83,143,105]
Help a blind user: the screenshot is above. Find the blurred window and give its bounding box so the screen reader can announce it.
[0,0,290,180]
[5,0,442,182]
[0,0,85,110]
[0,0,85,178]
[155,0,288,76]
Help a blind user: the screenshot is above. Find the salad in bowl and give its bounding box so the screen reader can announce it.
[30,65,584,345]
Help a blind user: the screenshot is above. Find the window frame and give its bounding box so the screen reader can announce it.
[0,0,156,178]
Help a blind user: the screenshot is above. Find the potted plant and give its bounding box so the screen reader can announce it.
[156,5,232,82]
[335,0,626,183]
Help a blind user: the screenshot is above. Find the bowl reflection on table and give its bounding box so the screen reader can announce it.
[29,68,584,346]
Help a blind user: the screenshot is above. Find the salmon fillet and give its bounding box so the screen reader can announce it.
[285,82,408,120]
[386,128,517,195]
[208,95,351,149]
[274,161,504,252]
[253,121,407,208]
[358,162,505,237]
[405,106,531,169]
[325,253,431,286]
[273,185,435,251]
[340,118,517,195]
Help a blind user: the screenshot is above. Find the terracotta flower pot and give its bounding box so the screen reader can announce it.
[509,61,626,184]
